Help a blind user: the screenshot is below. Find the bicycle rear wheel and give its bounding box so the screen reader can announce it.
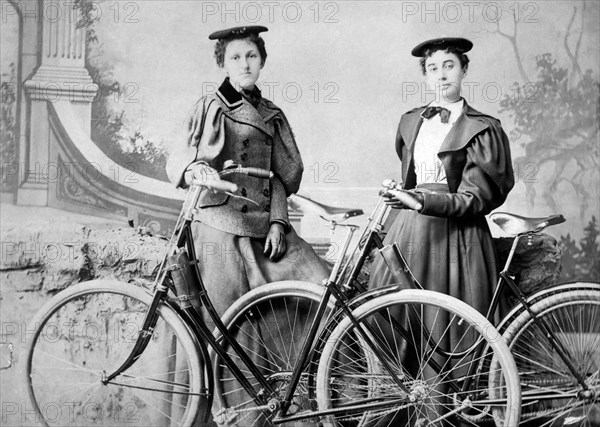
[316,289,521,427]
[212,281,334,425]
[25,280,207,427]
[501,288,600,426]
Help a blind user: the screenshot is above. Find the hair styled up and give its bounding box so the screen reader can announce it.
[214,34,267,68]
[419,45,470,74]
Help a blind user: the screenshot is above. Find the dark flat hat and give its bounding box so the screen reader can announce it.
[208,26,268,40]
[411,37,473,57]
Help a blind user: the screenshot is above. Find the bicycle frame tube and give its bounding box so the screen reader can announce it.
[486,233,590,390]
[177,299,271,405]
[280,197,398,417]
[183,226,278,401]
[279,213,371,416]
[279,284,334,416]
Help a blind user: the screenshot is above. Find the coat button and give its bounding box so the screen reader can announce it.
[241,188,247,197]
[265,140,271,146]
[242,139,249,147]
[264,204,270,212]
[241,205,248,213]
[263,189,270,197]
[241,153,248,161]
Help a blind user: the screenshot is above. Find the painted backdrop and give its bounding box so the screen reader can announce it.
[2,0,599,278]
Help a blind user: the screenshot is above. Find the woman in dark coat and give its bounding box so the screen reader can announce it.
[166,26,329,425]
[368,37,514,423]
[370,36,514,316]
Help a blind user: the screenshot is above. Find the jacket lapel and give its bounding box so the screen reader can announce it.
[438,103,489,153]
[216,79,277,137]
[256,101,280,124]
[224,101,276,137]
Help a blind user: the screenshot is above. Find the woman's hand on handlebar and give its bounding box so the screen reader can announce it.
[188,163,238,194]
[383,189,424,211]
[188,163,221,186]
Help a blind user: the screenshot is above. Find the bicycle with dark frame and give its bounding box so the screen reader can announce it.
[24,167,525,426]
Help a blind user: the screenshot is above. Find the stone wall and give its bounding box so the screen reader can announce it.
[0,208,167,426]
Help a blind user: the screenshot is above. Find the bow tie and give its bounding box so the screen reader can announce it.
[421,106,451,123]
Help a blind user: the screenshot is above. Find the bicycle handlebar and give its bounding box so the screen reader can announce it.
[220,165,273,180]
[382,188,423,211]
[191,179,238,194]
[189,162,271,195]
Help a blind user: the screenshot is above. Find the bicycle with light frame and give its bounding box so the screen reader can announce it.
[214,180,598,426]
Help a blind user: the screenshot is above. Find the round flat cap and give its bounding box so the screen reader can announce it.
[208,26,268,40]
[411,37,473,57]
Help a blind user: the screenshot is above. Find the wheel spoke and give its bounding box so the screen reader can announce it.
[26,285,204,426]
[506,289,600,425]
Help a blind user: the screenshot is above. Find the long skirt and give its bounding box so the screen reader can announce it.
[191,221,330,426]
[367,184,499,424]
[369,191,498,314]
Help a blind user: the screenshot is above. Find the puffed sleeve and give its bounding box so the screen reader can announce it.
[419,122,514,217]
[166,96,225,188]
[271,110,304,196]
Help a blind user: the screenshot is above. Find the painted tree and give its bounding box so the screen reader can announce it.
[492,1,599,217]
[75,0,169,181]
[499,55,599,215]
[489,1,599,281]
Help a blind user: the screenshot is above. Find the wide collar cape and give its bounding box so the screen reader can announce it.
[402,101,491,155]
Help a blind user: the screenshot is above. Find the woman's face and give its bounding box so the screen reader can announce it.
[222,39,263,90]
[424,50,466,103]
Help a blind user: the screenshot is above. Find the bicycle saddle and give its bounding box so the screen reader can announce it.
[490,212,565,235]
[289,194,363,222]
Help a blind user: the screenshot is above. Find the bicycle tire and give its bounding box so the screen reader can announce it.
[25,280,207,427]
[303,285,405,401]
[500,288,600,426]
[316,289,521,427]
[211,281,334,425]
[496,281,600,335]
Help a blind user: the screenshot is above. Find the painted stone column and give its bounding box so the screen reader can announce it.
[19,0,97,206]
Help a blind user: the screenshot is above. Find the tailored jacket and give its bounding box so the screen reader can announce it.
[397,102,514,218]
[166,79,304,238]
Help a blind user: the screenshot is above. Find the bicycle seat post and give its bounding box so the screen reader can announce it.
[327,223,359,284]
[501,234,523,276]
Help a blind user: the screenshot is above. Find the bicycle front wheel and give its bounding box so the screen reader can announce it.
[316,289,521,427]
[25,280,207,427]
[501,288,600,426]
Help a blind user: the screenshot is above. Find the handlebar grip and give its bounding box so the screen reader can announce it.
[244,167,273,179]
[191,179,238,194]
[387,189,423,211]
